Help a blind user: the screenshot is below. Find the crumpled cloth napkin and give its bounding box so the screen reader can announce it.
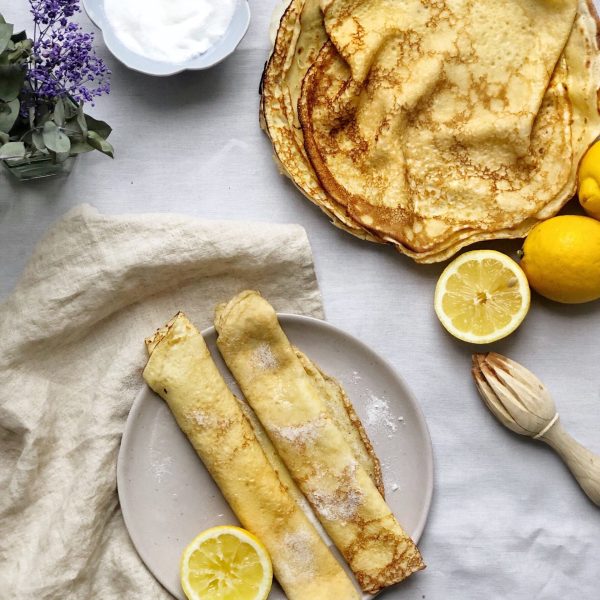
[0,205,323,599]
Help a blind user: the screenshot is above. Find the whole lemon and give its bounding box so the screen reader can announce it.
[578,141,600,220]
[520,215,600,304]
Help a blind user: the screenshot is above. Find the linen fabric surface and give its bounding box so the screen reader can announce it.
[0,205,323,599]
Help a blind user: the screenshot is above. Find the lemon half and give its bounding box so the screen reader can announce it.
[434,250,530,344]
[180,526,273,600]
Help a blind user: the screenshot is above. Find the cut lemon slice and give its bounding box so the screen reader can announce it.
[180,526,273,600]
[434,250,530,344]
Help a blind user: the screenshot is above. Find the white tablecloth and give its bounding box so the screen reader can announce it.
[2,2,599,598]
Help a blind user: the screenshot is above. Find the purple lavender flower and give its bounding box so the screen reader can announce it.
[26,0,110,107]
[30,0,80,25]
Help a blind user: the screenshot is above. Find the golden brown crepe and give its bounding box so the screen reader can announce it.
[143,313,360,600]
[215,291,424,594]
[261,0,383,243]
[262,0,600,262]
[295,347,384,495]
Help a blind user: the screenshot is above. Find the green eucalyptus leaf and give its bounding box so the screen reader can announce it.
[0,64,25,101]
[10,37,31,55]
[0,22,13,54]
[7,46,24,63]
[54,97,65,127]
[42,120,57,136]
[64,116,83,138]
[0,97,19,132]
[55,150,70,163]
[69,140,93,156]
[63,97,78,120]
[0,140,25,159]
[86,130,114,158]
[84,114,111,139]
[8,39,32,63]
[76,111,88,137]
[42,121,71,154]
[0,15,6,25]
[32,130,46,152]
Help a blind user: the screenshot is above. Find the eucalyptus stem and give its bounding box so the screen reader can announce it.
[0,2,113,162]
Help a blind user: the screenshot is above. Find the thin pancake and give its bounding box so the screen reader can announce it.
[239,346,385,495]
[215,291,424,594]
[261,0,383,243]
[294,347,384,495]
[143,313,360,600]
[263,0,600,262]
[300,0,583,253]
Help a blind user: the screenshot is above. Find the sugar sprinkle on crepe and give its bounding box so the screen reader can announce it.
[307,461,364,521]
[252,342,279,370]
[272,414,327,444]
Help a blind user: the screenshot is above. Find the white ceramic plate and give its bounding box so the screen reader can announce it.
[82,0,251,76]
[118,314,434,599]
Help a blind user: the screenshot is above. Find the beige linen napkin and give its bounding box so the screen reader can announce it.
[0,204,323,599]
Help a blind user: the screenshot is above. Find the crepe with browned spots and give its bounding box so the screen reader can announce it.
[262,0,600,262]
[143,313,360,600]
[215,291,424,594]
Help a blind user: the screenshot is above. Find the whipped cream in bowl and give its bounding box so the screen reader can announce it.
[83,0,250,75]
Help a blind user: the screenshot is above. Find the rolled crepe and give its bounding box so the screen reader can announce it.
[294,347,384,495]
[143,313,360,600]
[215,291,425,594]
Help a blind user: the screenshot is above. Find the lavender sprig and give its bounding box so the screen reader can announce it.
[27,0,111,106]
[0,2,113,164]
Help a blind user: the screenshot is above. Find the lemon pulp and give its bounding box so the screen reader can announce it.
[180,526,273,600]
[434,250,530,344]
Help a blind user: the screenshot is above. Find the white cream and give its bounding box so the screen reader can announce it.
[104,0,237,63]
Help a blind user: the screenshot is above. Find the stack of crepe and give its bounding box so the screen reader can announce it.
[260,0,600,263]
[143,291,424,599]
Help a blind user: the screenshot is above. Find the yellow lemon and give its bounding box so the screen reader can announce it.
[434,250,530,344]
[180,526,273,600]
[578,141,600,220]
[520,215,600,304]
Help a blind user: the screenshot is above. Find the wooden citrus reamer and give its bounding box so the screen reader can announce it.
[472,352,600,506]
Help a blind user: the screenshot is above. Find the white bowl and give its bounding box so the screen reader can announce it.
[82,0,251,76]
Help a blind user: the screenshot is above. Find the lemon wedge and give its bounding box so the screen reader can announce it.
[180,526,273,600]
[434,250,530,344]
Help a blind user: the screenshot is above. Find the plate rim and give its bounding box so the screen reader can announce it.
[117,313,434,596]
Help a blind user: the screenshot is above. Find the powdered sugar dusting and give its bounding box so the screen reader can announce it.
[188,410,211,427]
[310,487,364,521]
[272,414,326,444]
[251,342,278,370]
[307,462,364,522]
[277,530,316,582]
[366,391,398,433]
[185,409,232,430]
